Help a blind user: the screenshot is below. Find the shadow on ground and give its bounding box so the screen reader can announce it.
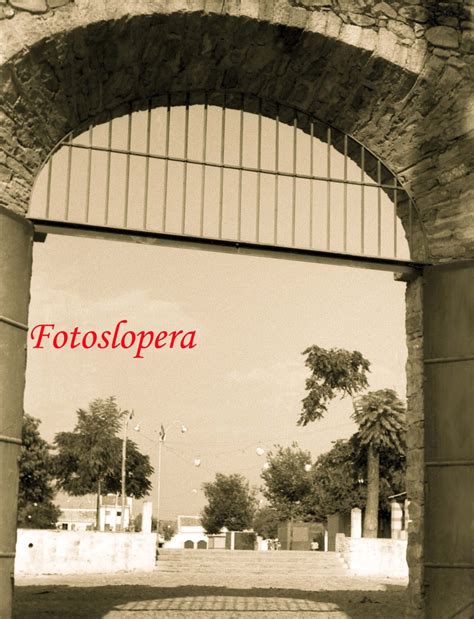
[14,583,406,618]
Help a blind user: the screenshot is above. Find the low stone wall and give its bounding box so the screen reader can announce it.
[15,529,157,575]
[336,534,408,579]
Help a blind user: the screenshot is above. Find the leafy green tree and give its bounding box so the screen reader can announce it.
[252,506,279,539]
[201,473,257,534]
[352,389,406,537]
[308,438,366,521]
[299,347,406,537]
[18,414,60,529]
[102,438,153,498]
[296,436,406,524]
[299,346,370,425]
[260,443,314,521]
[159,520,177,541]
[53,397,153,528]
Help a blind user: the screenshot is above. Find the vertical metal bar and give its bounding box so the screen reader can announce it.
[182,96,190,234]
[104,119,113,226]
[393,179,398,257]
[256,99,262,243]
[45,156,53,219]
[143,101,152,230]
[377,160,382,256]
[326,127,331,250]
[200,96,208,237]
[124,111,132,227]
[65,134,73,221]
[309,120,314,249]
[292,115,297,246]
[360,145,365,255]
[218,96,226,239]
[85,125,93,222]
[237,95,244,242]
[162,96,171,231]
[343,134,348,252]
[273,104,279,245]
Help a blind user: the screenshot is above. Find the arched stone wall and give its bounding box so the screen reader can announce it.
[1,1,473,259]
[1,2,472,617]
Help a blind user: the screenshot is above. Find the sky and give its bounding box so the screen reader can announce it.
[24,234,407,520]
[24,103,408,520]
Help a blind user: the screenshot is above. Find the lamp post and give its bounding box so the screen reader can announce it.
[156,421,187,545]
[121,410,134,531]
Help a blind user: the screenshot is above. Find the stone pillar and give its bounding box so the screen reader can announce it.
[391,501,403,540]
[405,276,424,617]
[0,206,33,619]
[99,506,106,531]
[350,508,362,539]
[142,501,153,533]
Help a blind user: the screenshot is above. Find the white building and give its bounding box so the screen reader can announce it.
[56,494,132,532]
[163,515,208,549]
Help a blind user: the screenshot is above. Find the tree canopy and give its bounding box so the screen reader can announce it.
[201,473,257,534]
[352,388,406,455]
[351,388,406,536]
[308,438,366,521]
[259,436,406,526]
[299,346,370,425]
[102,437,153,498]
[260,443,314,521]
[252,506,279,539]
[53,396,153,527]
[18,413,60,529]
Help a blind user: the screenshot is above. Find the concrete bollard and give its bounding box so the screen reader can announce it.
[391,501,403,540]
[351,508,362,539]
[142,501,153,534]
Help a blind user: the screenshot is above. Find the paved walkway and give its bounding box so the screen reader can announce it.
[14,551,407,618]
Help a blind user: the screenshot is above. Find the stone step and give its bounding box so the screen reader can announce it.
[155,550,348,576]
[156,566,348,575]
[157,558,344,567]
[158,552,342,564]
[158,550,339,558]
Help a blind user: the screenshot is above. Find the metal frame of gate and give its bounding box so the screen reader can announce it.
[28,92,429,275]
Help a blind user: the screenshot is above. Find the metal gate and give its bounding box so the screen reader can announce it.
[424,260,474,619]
[28,92,428,275]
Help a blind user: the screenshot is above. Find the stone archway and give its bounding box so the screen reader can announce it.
[1,3,472,617]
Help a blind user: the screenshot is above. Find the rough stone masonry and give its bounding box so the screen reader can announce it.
[0,1,473,617]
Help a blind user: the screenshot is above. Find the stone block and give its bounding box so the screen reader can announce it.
[373,2,397,19]
[10,0,47,12]
[436,16,458,28]
[340,23,362,47]
[388,19,415,40]
[398,5,430,23]
[338,0,365,13]
[325,11,342,38]
[299,0,332,6]
[306,9,326,33]
[376,27,398,59]
[47,0,71,8]
[349,12,376,27]
[425,26,459,49]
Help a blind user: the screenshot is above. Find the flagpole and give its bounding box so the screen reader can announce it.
[156,425,165,543]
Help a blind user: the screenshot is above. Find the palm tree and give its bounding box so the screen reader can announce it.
[352,389,406,538]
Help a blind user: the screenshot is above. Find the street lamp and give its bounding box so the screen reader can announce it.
[156,421,187,544]
[121,410,134,531]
